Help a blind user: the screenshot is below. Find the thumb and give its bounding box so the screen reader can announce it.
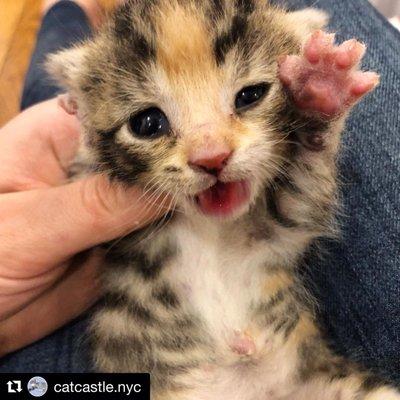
[0,174,170,273]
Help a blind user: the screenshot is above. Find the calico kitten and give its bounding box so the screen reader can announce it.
[48,0,399,399]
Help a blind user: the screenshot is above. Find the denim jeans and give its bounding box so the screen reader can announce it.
[2,0,399,384]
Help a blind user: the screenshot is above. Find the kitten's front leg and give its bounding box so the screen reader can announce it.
[266,30,380,236]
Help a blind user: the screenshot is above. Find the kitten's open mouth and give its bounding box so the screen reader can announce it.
[195,180,250,217]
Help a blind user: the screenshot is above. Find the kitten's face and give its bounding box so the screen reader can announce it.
[49,0,327,219]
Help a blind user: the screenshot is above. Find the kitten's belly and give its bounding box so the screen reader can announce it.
[165,223,297,400]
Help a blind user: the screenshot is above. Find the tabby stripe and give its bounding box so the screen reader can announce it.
[102,335,143,357]
[97,335,155,372]
[156,333,197,351]
[297,340,354,382]
[127,299,156,323]
[113,5,155,62]
[132,251,164,280]
[209,0,225,18]
[274,97,330,152]
[104,291,157,324]
[283,313,300,339]
[214,14,248,65]
[164,166,182,173]
[298,340,325,381]
[173,315,197,330]
[265,188,299,228]
[235,0,255,15]
[153,285,181,309]
[361,375,388,392]
[256,288,287,314]
[273,303,299,334]
[274,172,302,195]
[97,133,150,183]
[155,361,200,377]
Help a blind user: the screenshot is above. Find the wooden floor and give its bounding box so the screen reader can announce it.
[0,0,116,127]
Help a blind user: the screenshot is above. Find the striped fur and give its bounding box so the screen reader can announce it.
[48,1,397,399]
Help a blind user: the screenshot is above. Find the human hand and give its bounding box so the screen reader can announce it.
[0,99,168,356]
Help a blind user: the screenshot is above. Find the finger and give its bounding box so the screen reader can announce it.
[0,262,69,321]
[0,251,102,357]
[0,174,170,275]
[0,99,81,193]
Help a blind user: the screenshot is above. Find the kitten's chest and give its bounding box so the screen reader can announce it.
[165,221,270,347]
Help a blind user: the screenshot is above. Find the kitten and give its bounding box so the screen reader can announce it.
[48,0,399,399]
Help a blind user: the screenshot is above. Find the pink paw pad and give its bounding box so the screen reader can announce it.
[278,30,379,117]
[230,331,256,356]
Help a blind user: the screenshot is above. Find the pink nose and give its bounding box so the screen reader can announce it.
[189,151,231,172]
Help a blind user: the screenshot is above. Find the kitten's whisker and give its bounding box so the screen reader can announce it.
[126,191,178,248]
[100,182,172,239]
[103,185,179,253]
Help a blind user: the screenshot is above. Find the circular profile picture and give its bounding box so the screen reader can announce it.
[27,376,48,397]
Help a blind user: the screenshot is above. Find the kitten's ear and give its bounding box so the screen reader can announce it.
[46,45,88,115]
[286,8,329,38]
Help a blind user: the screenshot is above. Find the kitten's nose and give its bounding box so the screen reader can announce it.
[189,149,232,174]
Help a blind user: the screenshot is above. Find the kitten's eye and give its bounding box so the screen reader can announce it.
[128,107,170,139]
[235,84,270,110]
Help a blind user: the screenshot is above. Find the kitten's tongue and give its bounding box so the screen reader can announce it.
[196,181,250,216]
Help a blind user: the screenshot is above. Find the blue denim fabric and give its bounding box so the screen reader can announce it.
[1,0,399,384]
[21,1,91,110]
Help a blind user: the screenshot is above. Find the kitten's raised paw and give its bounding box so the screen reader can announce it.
[278,30,379,117]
